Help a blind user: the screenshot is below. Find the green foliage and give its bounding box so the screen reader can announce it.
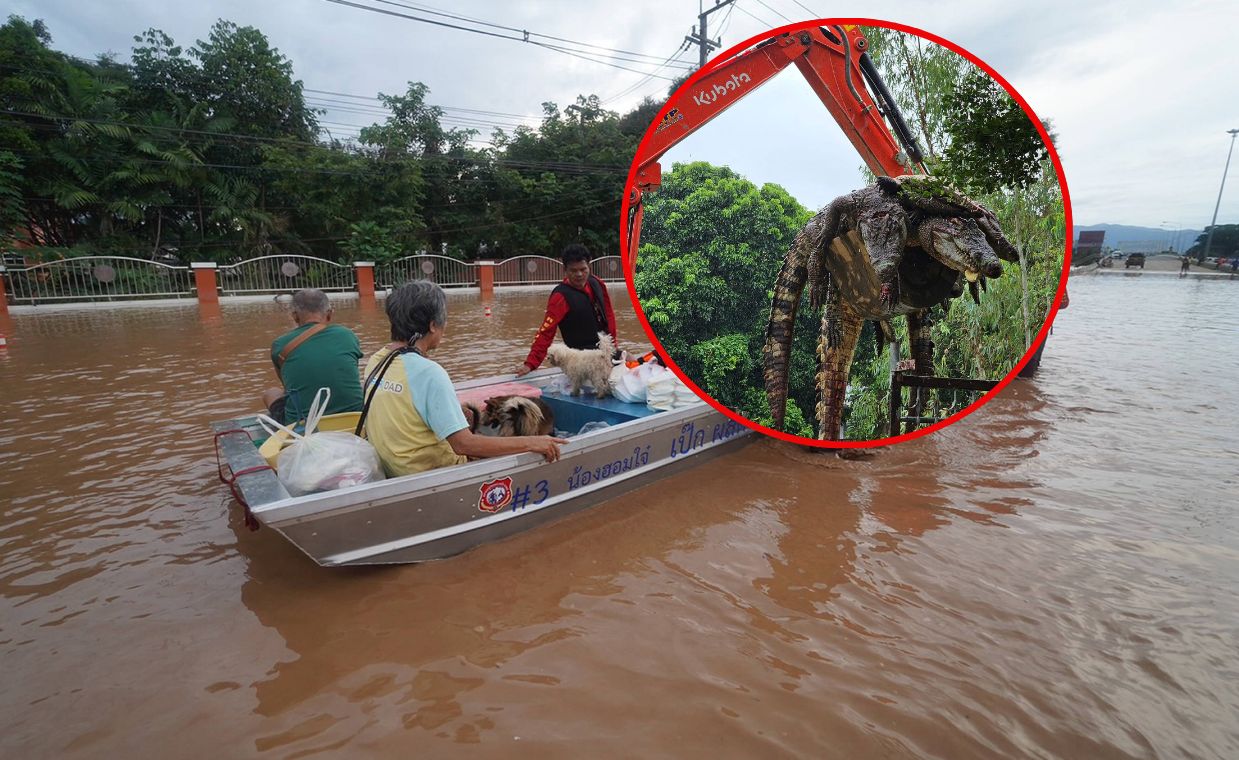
[864,26,1049,195]
[0,150,24,245]
[0,15,649,264]
[938,69,1048,194]
[690,333,752,396]
[1186,224,1239,260]
[341,221,401,264]
[863,28,968,160]
[635,162,819,429]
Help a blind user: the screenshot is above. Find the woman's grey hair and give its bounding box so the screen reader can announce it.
[386,280,448,343]
[291,288,331,317]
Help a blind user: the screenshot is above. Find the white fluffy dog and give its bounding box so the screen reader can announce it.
[545,331,616,398]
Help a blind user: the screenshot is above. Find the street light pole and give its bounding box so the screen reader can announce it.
[1202,128,1239,261]
[1161,219,1182,253]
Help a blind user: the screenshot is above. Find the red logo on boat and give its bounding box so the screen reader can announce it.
[478,477,513,513]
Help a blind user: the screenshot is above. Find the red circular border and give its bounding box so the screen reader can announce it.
[620,17,1072,449]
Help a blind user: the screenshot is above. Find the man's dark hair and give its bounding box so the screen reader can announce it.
[561,243,590,266]
[385,280,447,343]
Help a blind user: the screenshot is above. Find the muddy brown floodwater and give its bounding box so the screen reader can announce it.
[1,277,1237,758]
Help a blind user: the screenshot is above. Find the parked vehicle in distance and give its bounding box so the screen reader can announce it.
[1125,253,1146,269]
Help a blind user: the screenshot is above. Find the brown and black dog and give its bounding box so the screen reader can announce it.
[463,395,555,437]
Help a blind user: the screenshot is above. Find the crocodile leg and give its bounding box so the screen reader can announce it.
[905,309,935,427]
[815,281,863,440]
[907,309,935,373]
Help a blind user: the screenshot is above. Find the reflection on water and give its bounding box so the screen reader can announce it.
[1,277,1238,757]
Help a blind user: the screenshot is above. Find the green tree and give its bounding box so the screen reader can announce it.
[340,220,400,264]
[938,68,1049,195]
[1187,224,1239,261]
[189,21,317,141]
[486,96,630,258]
[0,15,655,268]
[635,162,815,435]
[864,28,967,160]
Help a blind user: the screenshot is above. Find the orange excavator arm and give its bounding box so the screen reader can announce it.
[625,25,927,269]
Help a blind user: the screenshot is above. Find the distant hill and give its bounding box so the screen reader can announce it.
[1076,223,1202,253]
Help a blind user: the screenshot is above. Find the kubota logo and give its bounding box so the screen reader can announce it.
[691,73,752,107]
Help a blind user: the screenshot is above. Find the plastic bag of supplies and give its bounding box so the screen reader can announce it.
[257,388,385,496]
[609,363,645,403]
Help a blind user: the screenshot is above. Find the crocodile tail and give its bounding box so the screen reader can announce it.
[763,238,810,430]
[763,201,842,430]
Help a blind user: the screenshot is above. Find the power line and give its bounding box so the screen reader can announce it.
[321,0,686,79]
[600,41,691,106]
[362,0,694,64]
[304,102,531,133]
[1,62,543,131]
[716,1,739,42]
[789,0,820,18]
[0,111,628,175]
[731,2,776,28]
[526,40,683,78]
[304,88,543,121]
[752,0,794,24]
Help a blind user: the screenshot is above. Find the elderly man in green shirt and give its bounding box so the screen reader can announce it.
[262,289,364,424]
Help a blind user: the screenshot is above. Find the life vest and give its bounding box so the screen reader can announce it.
[552,276,609,349]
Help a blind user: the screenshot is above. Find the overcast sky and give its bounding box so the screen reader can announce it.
[10,0,1239,233]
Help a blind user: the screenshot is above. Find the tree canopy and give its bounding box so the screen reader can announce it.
[634,162,816,436]
[0,14,655,264]
[1186,224,1239,260]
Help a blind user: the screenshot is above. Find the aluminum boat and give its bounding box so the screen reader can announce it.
[212,369,752,565]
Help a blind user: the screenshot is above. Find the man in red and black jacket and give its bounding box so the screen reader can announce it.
[515,243,618,376]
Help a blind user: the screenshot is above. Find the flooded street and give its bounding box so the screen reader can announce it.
[1,278,1237,758]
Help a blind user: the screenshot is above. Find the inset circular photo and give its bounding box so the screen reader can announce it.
[622,20,1069,446]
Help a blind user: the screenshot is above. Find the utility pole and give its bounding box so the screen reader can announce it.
[1202,128,1239,261]
[685,0,737,69]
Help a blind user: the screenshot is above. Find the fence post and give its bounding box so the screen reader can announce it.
[477,260,495,298]
[888,371,903,438]
[354,261,375,298]
[192,262,219,304]
[0,265,8,315]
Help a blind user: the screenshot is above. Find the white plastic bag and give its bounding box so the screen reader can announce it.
[645,367,702,411]
[277,431,385,496]
[257,388,385,496]
[609,364,648,404]
[544,375,572,396]
[674,377,702,406]
[645,366,678,411]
